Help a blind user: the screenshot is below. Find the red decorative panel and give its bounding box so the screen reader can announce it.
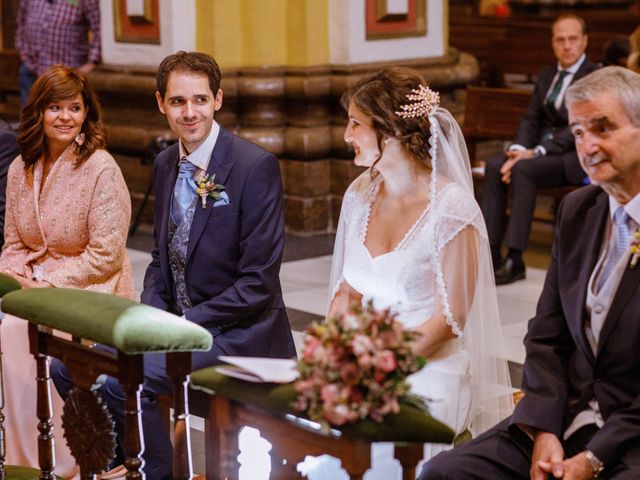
[365,0,427,40]
[114,0,161,44]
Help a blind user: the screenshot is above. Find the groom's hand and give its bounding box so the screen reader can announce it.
[531,431,564,480]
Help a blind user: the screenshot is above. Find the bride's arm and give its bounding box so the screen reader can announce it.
[412,225,479,358]
[327,279,363,319]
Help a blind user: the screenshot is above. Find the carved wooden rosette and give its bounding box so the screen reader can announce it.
[62,388,117,477]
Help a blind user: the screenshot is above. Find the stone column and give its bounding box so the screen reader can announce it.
[92,0,479,234]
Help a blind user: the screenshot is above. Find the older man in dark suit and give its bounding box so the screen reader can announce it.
[483,14,599,284]
[420,66,640,480]
[0,120,19,248]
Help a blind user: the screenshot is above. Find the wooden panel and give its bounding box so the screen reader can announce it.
[450,6,640,85]
[0,50,19,93]
[463,86,532,141]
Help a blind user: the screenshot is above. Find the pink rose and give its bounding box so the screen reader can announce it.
[357,353,373,369]
[320,383,340,404]
[374,350,397,372]
[352,334,374,356]
[340,362,359,384]
[302,337,320,361]
[323,404,357,426]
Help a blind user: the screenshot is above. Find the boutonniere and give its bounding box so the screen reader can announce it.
[194,173,226,208]
[631,231,640,268]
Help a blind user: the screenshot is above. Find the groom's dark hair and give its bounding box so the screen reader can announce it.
[156,51,222,99]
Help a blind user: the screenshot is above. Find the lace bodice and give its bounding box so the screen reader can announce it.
[340,174,485,333]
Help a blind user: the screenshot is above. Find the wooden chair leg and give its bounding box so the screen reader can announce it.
[210,396,240,480]
[167,352,194,480]
[0,317,6,480]
[35,354,56,479]
[119,355,144,480]
[394,444,424,480]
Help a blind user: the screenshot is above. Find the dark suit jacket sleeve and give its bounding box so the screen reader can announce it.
[140,158,171,311]
[587,393,640,465]
[512,68,550,149]
[185,152,285,328]
[0,130,20,248]
[510,198,574,438]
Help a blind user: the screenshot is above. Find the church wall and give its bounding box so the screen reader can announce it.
[83,1,474,234]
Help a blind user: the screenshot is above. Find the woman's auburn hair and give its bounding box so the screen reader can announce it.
[17,65,107,168]
[340,66,434,171]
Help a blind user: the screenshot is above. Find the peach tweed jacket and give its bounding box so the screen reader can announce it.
[0,146,133,298]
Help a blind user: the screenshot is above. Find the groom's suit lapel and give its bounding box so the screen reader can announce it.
[187,128,235,261]
[159,143,180,287]
[567,191,609,364]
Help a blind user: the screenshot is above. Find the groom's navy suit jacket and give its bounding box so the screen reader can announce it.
[511,186,640,466]
[141,127,296,363]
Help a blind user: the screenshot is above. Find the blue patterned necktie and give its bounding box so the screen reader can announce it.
[172,159,198,226]
[597,206,631,292]
[546,70,569,110]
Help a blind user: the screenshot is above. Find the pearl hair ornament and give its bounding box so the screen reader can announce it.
[395,84,440,118]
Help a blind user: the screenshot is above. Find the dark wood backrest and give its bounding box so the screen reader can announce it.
[463,86,533,164]
[0,50,20,94]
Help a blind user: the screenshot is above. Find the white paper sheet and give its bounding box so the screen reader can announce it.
[216,356,300,383]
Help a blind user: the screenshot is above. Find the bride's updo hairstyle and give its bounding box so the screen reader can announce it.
[340,67,433,171]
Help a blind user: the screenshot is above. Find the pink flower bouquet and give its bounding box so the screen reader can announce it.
[294,301,426,429]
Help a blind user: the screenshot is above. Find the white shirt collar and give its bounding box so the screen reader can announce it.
[558,54,586,74]
[178,120,220,172]
[609,193,640,227]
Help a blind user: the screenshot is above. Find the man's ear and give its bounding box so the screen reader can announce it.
[214,89,223,112]
[156,91,166,114]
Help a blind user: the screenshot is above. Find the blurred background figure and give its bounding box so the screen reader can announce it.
[15,0,101,105]
[627,26,640,72]
[601,35,631,66]
[0,119,19,248]
[0,65,132,477]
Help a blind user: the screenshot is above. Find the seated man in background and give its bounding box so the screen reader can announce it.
[421,65,640,480]
[0,119,20,248]
[482,13,598,284]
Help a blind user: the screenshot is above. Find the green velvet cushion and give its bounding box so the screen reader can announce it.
[0,272,22,298]
[4,465,62,479]
[190,368,455,444]
[1,288,212,355]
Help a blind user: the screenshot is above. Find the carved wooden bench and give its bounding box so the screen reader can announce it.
[189,368,455,480]
[0,284,212,479]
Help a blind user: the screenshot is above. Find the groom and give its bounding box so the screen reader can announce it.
[53,51,296,479]
[421,66,640,479]
[138,51,296,477]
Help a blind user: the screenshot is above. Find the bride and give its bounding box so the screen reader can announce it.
[300,67,513,479]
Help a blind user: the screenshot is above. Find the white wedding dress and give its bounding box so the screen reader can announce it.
[299,108,512,480]
[342,176,476,439]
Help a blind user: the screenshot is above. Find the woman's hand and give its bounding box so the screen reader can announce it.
[13,274,53,289]
[328,280,362,319]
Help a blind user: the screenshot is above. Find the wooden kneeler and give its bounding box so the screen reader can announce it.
[190,369,455,480]
[1,287,212,480]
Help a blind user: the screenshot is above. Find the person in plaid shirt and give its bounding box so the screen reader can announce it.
[16,0,101,105]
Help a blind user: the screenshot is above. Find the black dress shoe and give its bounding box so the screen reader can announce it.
[495,258,525,285]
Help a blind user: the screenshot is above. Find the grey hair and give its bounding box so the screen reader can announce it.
[565,66,640,126]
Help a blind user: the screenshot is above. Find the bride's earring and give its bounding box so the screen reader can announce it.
[75,133,85,146]
[383,138,391,145]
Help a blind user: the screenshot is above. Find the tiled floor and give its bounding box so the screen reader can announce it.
[126,229,548,477]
